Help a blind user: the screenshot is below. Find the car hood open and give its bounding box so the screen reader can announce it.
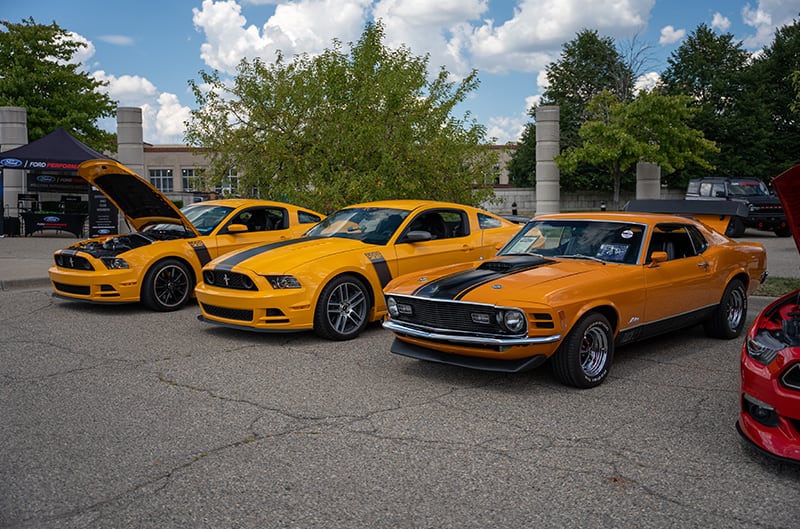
[772,164,800,256]
[78,159,198,235]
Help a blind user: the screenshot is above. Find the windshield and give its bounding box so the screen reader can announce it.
[728,181,769,196]
[305,207,409,245]
[500,220,646,264]
[181,204,235,236]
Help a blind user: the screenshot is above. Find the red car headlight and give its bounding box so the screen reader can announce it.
[746,330,785,365]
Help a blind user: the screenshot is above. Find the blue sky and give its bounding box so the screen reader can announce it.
[4,0,798,144]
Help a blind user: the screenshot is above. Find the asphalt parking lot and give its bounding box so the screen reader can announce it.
[1,229,799,528]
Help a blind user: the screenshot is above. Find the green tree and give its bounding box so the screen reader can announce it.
[186,22,496,212]
[746,17,800,178]
[659,23,770,179]
[507,29,633,188]
[557,91,718,208]
[541,29,634,150]
[0,17,116,150]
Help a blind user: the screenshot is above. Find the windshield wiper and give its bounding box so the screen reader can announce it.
[559,254,606,264]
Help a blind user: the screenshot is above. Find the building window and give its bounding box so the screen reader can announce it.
[181,167,205,192]
[149,168,173,192]
[222,168,239,195]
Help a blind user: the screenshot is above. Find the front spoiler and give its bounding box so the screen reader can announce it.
[390,338,548,373]
[735,420,800,465]
[197,314,301,333]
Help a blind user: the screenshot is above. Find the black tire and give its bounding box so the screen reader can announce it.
[774,227,791,237]
[726,217,745,238]
[704,279,747,339]
[313,275,370,340]
[141,259,193,311]
[551,312,614,389]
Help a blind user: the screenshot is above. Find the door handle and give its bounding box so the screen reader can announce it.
[697,261,710,269]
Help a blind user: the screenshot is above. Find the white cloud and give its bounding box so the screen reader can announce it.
[711,12,731,32]
[192,0,370,73]
[92,71,158,106]
[52,31,96,67]
[659,25,685,45]
[97,35,134,46]
[634,71,660,93]
[740,0,797,48]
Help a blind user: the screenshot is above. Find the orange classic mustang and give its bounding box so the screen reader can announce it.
[49,159,324,311]
[195,200,520,340]
[382,212,768,388]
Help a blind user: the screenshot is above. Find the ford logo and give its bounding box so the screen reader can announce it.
[0,158,23,167]
[43,216,61,222]
[36,175,57,183]
[97,229,111,234]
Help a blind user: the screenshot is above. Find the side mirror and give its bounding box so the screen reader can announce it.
[226,223,248,234]
[648,251,668,267]
[404,230,433,242]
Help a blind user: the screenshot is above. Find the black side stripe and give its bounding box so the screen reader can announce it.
[190,242,212,267]
[214,237,322,271]
[367,253,392,288]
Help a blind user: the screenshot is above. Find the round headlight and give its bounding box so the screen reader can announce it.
[387,297,399,317]
[502,309,526,333]
[203,270,215,285]
[241,275,254,290]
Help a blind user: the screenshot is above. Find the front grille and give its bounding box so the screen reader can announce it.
[203,270,258,291]
[391,296,510,335]
[53,282,90,295]
[54,253,94,271]
[201,303,253,322]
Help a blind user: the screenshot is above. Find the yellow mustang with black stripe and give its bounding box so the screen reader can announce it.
[383,211,768,388]
[194,200,521,340]
[48,159,324,311]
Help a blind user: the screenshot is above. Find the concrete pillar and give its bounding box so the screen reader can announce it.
[535,105,560,215]
[0,106,29,218]
[116,107,144,176]
[636,162,661,199]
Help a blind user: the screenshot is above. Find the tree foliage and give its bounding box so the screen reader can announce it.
[0,17,116,150]
[557,90,718,207]
[185,22,496,213]
[540,29,634,150]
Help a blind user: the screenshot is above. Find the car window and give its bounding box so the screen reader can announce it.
[478,212,503,229]
[500,220,644,264]
[647,224,699,262]
[299,210,322,224]
[182,204,235,235]
[227,207,287,232]
[687,225,709,254]
[406,209,467,240]
[699,182,713,197]
[305,207,409,245]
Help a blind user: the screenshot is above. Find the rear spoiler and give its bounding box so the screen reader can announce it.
[622,199,749,235]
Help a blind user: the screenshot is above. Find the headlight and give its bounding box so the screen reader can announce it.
[203,270,215,285]
[500,309,526,333]
[387,297,398,317]
[265,275,301,289]
[746,330,785,365]
[101,257,130,270]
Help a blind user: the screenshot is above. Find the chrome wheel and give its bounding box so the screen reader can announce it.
[580,322,611,378]
[314,275,370,340]
[724,285,745,332]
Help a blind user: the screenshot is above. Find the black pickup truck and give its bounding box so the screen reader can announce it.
[685,177,789,237]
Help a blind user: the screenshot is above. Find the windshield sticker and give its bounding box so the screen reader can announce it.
[597,243,629,262]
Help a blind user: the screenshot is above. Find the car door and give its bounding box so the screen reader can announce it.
[392,208,479,277]
[642,223,718,323]
[213,206,291,257]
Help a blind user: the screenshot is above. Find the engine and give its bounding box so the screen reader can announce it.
[76,233,153,258]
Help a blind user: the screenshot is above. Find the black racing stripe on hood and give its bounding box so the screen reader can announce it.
[412,255,552,300]
[214,237,322,270]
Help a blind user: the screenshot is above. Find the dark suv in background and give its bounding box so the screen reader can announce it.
[685,177,789,237]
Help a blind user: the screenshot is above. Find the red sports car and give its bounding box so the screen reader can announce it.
[737,164,800,463]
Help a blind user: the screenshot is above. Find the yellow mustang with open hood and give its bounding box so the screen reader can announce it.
[382,211,768,388]
[194,200,520,340]
[48,159,324,311]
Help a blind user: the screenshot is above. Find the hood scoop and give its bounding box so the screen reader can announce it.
[478,255,552,273]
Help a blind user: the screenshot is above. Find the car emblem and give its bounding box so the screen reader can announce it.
[417,277,428,282]
[223,274,230,286]
[492,284,502,289]
[69,257,74,268]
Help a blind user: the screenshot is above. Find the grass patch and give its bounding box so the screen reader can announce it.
[754,276,800,297]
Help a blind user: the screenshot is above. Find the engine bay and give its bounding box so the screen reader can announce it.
[761,293,800,347]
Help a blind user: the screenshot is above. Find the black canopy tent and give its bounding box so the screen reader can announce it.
[0,128,116,236]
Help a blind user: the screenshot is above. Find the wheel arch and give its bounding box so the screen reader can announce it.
[571,303,620,335]
[142,254,198,297]
[315,270,377,317]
